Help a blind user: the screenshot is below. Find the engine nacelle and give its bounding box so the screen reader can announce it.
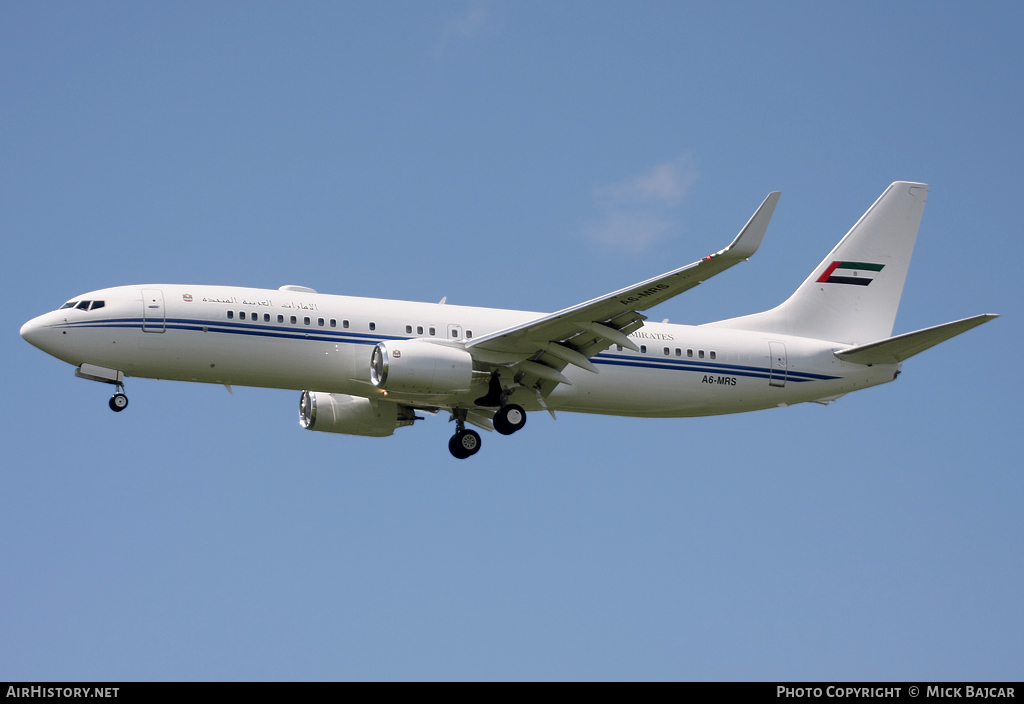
[370,340,474,395]
[299,391,416,437]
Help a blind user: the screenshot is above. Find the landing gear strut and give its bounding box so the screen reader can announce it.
[448,409,481,459]
[108,383,128,412]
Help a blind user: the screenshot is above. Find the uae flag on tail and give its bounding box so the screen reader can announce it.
[816,261,885,286]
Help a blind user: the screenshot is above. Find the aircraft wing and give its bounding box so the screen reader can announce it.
[466,191,781,387]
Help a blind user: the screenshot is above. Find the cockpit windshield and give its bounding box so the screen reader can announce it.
[58,300,105,312]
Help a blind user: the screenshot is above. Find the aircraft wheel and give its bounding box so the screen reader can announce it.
[109,393,128,412]
[493,404,526,435]
[449,429,481,459]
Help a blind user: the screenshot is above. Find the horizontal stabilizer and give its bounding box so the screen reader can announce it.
[834,314,998,365]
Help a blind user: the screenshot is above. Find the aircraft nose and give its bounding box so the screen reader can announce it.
[20,317,45,348]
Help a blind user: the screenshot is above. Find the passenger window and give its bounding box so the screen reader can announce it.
[318,318,324,327]
[278,315,284,323]
[675,348,681,357]
[616,345,623,351]
[330,319,336,328]
[452,329,458,338]
[76,301,91,310]
[710,351,716,360]
[251,312,257,320]
[687,349,693,357]
[429,327,435,336]
[60,302,77,310]
[227,311,234,319]
[698,350,705,359]
[640,345,647,354]
[90,301,105,311]
[264,313,270,322]
[417,326,423,335]
[290,315,297,324]
[406,325,412,334]
[304,317,310,325]
[343,320,349,329]
[466,330,472,339]
[369,322,376,331]
[663,347,670,355]
[240,311,247,320]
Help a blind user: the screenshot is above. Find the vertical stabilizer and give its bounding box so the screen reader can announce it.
[709,182,929,344]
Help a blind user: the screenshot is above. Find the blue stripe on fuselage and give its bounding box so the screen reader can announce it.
[592,352,839,381]
[57,318,843,382]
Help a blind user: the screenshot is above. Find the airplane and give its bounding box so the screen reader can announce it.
[20,181,997,459]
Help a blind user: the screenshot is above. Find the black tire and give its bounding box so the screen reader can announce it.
[449,429,481,459]
[109,393,128,412]
[449,433,468,459]
[493,413,511,435]
[494,404,526,435]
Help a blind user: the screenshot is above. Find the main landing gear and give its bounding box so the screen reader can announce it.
[448,400,528,459]
[449,409,481,459]
[449,427,482,459]
[492,403,527,435]
[449,374,531,458]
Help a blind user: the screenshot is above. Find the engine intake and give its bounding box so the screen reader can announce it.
[370,340,474,395]
[299,391,416,437]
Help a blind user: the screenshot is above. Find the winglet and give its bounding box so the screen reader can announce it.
[723,191,780,259]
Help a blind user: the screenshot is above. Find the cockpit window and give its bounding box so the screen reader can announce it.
[90,301,105,311]
[76,300,92,310]
[60,301,77,310]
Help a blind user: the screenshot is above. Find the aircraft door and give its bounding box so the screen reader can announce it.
[768,341,787,387]
[142,289,165,333]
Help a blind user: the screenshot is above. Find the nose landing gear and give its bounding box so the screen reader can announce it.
[108,382,129,412]
[74,364,129,413]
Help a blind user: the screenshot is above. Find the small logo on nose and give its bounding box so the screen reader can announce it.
[182,293,193,302]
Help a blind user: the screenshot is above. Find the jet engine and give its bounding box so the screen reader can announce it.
[299,391,416,437]
[369,340,474,395]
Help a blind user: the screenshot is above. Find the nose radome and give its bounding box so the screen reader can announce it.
[20,317,43,347]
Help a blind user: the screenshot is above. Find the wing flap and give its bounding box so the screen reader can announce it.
[834,314,998,365]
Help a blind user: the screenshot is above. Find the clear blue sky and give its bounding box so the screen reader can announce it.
[2,1,1021,680]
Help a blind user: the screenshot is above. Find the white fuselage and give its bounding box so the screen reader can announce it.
[21,284,897,417]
